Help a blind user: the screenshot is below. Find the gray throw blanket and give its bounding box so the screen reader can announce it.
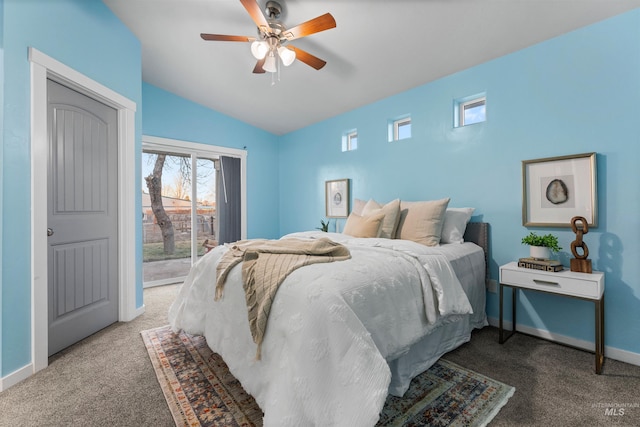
[215,238,351,359]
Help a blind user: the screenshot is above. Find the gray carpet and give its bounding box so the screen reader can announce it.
[1,284,638,426]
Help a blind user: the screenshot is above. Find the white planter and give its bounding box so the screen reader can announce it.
[530,245,551,260]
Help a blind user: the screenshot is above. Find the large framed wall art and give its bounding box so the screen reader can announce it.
[325,179,349,218]
[522,152,597,227]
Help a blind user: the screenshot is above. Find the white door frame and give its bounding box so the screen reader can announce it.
[29,48,138,373]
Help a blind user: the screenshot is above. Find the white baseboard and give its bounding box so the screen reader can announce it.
[135,304,146,318]
[487,316,640,367]
[0,363,33,392]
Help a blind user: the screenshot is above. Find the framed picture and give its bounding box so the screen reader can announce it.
[522,152,597,227]
[325,179,349,218]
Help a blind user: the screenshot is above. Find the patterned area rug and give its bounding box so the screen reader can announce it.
[142,325,515,427]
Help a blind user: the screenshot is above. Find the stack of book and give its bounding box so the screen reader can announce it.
[518,257,564,272]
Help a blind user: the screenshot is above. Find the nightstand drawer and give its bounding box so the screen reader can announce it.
[500,264,603,299]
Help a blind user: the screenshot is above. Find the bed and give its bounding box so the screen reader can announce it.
[169,200,489,427]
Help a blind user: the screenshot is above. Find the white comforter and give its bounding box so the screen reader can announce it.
[169,232,474,427]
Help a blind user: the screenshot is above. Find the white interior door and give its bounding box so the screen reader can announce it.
[47,79,119,356]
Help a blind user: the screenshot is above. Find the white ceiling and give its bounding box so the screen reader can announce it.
[103,0,640,135]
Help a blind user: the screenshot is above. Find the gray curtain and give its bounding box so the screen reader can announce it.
[216,156,241,245]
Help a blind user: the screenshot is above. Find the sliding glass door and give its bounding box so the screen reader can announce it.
[142,137,246,287]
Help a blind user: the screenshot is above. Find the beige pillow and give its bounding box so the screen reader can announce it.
[343,212,385,238]
[362,198,401,239]
[395,198,451,246]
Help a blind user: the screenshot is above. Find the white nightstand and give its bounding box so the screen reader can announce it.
[499,261,605,374]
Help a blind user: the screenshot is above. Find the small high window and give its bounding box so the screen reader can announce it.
[389,116,411,141]
[455,94,486,127]
[342,130,358,152]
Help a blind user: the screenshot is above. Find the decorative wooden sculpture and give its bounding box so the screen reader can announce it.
[570,216,592,273]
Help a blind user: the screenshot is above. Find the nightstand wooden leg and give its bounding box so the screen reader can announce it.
[499,283,504,343]
[512,287,517,334]
[595,295,605,374]
[499,284,516,344]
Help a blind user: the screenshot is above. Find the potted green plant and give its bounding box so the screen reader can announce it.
[521,232,562,260]
[316,219,330,232]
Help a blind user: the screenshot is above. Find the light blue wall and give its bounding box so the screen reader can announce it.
[279,10,640,355]
[142,83,280,240]
[1,0,141,377]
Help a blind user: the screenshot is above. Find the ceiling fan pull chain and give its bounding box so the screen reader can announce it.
[277,58,281,83]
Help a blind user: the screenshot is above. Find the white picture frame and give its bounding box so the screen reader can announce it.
[522,152,597,227]
[325,179,349,218]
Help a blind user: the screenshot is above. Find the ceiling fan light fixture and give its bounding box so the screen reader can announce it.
[250,40,269,59]
[278,46,296,66]
[263,53,277,73]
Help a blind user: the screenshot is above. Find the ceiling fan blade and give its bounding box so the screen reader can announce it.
[240,0,270,33]
[201,33,255,42]
[253,58,266,74]
[283,13,336,41]
[288,46,327,70]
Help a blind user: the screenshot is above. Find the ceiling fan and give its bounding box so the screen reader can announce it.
[200,0,336,74]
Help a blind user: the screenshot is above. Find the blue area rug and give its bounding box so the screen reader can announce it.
[142,325,514,426]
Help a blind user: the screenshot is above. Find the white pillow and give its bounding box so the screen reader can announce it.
[441,208,475,244]
[361,199,401,239]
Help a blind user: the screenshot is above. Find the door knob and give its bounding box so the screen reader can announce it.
[47,228,54,237]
